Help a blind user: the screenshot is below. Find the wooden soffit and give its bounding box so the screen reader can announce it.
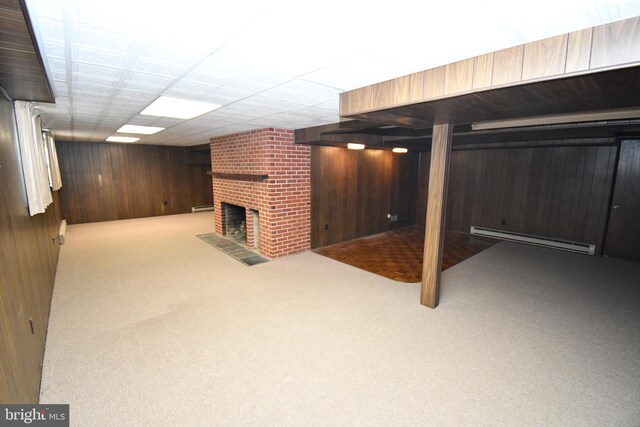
[340,17,640,127]
[0,0,55,102]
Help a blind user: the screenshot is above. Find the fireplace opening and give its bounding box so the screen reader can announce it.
[223,203,246,244]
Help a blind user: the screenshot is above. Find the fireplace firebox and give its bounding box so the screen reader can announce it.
[223,203,246,244]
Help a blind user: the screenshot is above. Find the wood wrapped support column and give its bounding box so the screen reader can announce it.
[421,122,453,308]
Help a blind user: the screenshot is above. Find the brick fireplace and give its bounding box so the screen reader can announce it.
[211,128,310,258]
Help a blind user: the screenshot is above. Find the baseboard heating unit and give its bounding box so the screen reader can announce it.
[192,205,214,213]
[470,226,595,255]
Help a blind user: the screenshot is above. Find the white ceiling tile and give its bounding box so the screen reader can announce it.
[73,73,118,87]
[183,57,252,87]
[122,82,167,94]
[74,26,135,53]
[201,87,252,104]
[51,71,67,81]
[221,78,279,93]
[37,17,65,41]
[302,53,412,91]
[75,63,122,78]
[52,80,68,92]
[131,59,186,79]
[48,58,67,73]
[310,97,340,111]
[73,46,130,68]
[25,0,64,20]
[232,68,293,88]
[142,45,206,69]
[42,41,65,59]
[164,81,216,99]
[25,0,640,144]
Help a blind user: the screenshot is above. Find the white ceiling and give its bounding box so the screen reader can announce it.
[25,0,640,146]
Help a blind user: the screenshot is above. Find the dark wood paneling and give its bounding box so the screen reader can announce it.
[57,141,213,224]
[0,95,60,403]
[443,144,617,252]
[310,146,418,248]
[415,152,430,226]
[0,0,54,102]
[604,139,640,261]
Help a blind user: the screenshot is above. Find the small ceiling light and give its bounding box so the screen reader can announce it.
[347,143,365,150]
[140,96,222,119]
[117,124,165,135]
[392,147,408,153]
[106,136,139,143]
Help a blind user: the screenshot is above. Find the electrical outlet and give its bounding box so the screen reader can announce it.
[324,223,329,231]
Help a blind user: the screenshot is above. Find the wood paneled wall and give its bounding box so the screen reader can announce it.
[311,146,418,248]
[57,141,212,224]
[0,96,61,403]
[415,144,617,252]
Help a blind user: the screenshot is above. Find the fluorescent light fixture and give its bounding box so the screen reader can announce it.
[106,136,139,143]
[472,108,640,131]
[117,125,165,135]
[347,143,365,150]
[140,96,222,119]
[392,147,408,153]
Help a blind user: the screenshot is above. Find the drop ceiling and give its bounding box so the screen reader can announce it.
[24,0,640,146]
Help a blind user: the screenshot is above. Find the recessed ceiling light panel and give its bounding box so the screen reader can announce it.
[392,147,408,153]
[106,136,140,143]
[117,124,165,134]
[347,143,365,150]
[140,96,222,119]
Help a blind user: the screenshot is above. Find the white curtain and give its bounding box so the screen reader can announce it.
[45,131,63,191]
[14,100,53,216]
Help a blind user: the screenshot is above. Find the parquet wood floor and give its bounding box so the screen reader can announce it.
[314,226,496,282]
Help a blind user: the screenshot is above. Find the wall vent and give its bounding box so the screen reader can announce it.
[470,226,595,255]
[192,205,214,213]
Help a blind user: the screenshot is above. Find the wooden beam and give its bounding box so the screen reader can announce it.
[340,17,640,118]
[209,172,268,182]
[421,123,453,308]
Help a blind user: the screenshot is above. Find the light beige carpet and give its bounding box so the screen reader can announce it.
[40,212,640,426]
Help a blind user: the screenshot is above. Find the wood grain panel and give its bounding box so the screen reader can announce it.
[0,95,60,403]
[422,66,446,99]
[522,34,567,80]
[310,146,419,248]
[444,58,474,95]
[566,28,593,73]
[0,0,54,101]
[445,143,616,252]
[415,152,431,226]
[492,45,524,86]
[421,123,453,308]
[392,75,411,105]
[408,72,426,103]
[57,141,213,224]
[341,17,640,118]
[603,139,640,261]
[472,53,494,89]
[590,16,640,69]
